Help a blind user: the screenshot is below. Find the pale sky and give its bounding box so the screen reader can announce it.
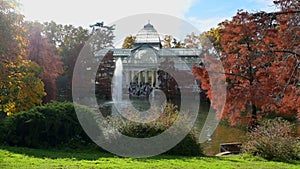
[18,0,276,32]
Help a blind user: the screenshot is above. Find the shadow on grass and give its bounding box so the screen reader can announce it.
[0,145,114,161]
[0,145,205,161]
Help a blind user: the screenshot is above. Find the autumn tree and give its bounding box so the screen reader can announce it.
[43,22,115,101]
[162,35,172,48]
[184,28,222,52]
[193,0,300,126]
[163,35,185,48]
[122,35,136,49]
[200,27,223,53]
[25,21,64,103]
[0,0,45,115]
[122,34,186,49]
[184,32,201,48]
[2,61,46,115]
[43,22,90,101]
[269,0,300,120]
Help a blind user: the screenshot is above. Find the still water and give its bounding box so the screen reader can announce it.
[97,97,246,156]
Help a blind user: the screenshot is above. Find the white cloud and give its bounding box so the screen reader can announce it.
[247,0,276,12]
[249,0,273,5]
[187,16,229,32]
[19,0,196,27]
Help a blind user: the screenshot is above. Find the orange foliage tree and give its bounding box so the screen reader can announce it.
[193,0,300,126]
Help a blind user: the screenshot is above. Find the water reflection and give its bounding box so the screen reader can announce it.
[201,125,246,155]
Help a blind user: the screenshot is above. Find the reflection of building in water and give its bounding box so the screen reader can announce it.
[95,23,204,97]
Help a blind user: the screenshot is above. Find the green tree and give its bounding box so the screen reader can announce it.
[43,22,90,101]
[43,21,115,101]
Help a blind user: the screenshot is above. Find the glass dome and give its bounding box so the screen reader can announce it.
[134,23,161,44]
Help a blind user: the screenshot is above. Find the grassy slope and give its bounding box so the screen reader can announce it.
[0,146,299,169]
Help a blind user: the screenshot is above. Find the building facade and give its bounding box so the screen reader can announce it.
[95,23,203,97]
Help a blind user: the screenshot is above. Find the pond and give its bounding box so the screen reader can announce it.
[97,97,246,156]
[191,101,246,155]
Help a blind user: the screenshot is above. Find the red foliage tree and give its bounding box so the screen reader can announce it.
[26,22,64,103]
[193,0,300,126]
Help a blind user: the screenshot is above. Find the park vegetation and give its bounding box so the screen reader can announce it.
[0,0,299,165]
[242,118,299,161]
[0,102,202,156]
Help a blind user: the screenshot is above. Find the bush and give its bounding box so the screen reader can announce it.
[113,103,203,156]
[0,118,6,144]
[166,132,203,156]
[1,102,203,156]
[242,118,300,161]
[116,120,202,156]
[2,102,95,148]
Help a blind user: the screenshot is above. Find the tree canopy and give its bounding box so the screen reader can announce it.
[25,21,64,103]
[0,0,45,115]
[193,0,300,126]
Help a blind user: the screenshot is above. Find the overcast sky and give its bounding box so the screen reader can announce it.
[18,0,276,32]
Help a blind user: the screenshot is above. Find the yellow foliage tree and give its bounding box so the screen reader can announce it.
[0,0,46,115]
[1,60,46,115]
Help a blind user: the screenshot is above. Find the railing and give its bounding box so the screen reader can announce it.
[95,48,203,57]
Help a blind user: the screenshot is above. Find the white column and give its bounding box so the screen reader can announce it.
[155,70,159,88]
[131,70,135,82]
[151,71,155,87]
[128,71,131,83]
[152,71,155,98]
[138,71,141,84]
[145,71,148,83]
[126,71,130,87]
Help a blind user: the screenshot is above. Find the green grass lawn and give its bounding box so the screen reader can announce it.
[0,146,299,169]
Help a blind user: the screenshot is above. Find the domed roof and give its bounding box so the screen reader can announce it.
[134,22,161,44]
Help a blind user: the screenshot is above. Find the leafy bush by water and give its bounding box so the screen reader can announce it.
[113,103,203,156]
[242,118,300,161]
[1,102,94,148]
[0,102,203,156]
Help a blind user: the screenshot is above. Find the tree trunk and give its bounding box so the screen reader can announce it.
[251,104,257,120]
[248,104,258,131]
[0,111,6,119]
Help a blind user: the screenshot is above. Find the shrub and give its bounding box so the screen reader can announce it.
[3,102,95,148]
[2,102,203,156]
[0,118,6,144]
[166,132,203,156]
[112,103,203,156]
[242,118,300,161]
